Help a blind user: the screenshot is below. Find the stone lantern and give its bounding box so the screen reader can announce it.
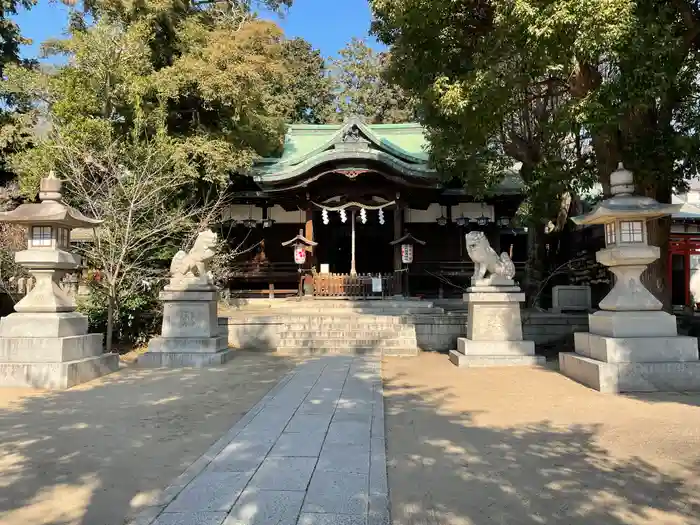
[559,163,700,393]
[0,172,118,389]
[282,229,317,297]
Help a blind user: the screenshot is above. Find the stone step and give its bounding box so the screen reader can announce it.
[276,337,418,349]
[276,347,419,356]
[226,315,424,325]
[281,324,418,331]
[279,328,416,338]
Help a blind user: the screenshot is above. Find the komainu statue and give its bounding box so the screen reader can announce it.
[465,231,516,281]
[170,229,218,283]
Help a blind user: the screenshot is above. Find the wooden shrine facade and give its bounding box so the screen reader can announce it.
[222,118,528,298]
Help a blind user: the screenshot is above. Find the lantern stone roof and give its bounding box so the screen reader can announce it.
[0,172,102,229]
[572,163,681,225]
[250,118,524,195]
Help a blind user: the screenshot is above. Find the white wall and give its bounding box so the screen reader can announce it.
[222,205,263,222]
[222,205,304,224]
[269,205,304,224]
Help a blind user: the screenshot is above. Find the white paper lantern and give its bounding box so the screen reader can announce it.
[401,244,414,264]
[294,245,306,264]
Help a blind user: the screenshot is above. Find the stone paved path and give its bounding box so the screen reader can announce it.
[130,356,388,525]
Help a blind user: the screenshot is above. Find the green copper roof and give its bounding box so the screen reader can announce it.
[251,117,524,195]
[274,122,429,164]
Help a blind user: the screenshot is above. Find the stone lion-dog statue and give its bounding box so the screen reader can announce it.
[170,229,218,282]
[465,230,516,281]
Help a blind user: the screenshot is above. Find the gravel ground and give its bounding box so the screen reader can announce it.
[0,352,298,525]
[383,352,700,525]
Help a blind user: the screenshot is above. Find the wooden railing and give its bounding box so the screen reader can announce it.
[312,273,402,298]
[228,261,300,281]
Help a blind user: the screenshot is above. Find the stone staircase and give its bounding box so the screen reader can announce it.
[223,299,443,356]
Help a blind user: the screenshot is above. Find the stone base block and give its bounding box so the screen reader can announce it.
[138,348,235,368]
[457,338,536,356]
[575,332,698,363]
[559,352,700,393]
[0,312,89,338]
[588,310,678,338]
[0,353,119,389]
[147,335,228,354]
[449,350,545,367]
[0,333,103,363]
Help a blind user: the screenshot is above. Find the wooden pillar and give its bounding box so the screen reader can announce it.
[350,209,357,275]
[304,208,315,270]
[393,205,403,294]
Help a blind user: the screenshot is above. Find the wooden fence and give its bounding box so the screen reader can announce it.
[312,272,402,298]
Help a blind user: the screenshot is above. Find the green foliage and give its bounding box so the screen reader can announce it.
[371,0,700,199]
[282,37,335,124]
[78,284,162,347]
[331,38,417,124]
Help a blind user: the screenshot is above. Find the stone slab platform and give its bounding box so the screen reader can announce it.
[127,356,388,525]
[0,353,119,389]
[449,350,545,368]
[560,352,700,393]
[138,348,235,368]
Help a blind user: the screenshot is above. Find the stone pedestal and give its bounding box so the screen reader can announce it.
[0,312,118,389]
[449,282,543,367]
[559,310,700,393]
[140,280,232,367]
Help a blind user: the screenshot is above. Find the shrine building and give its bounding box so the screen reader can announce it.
[224,118,529,298]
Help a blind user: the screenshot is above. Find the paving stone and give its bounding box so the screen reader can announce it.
[166,471,253,512]
[368,493,390,525]
[303,470,369,515]
[269,431,325,457]
[223,489,305,525]
[208,440,273,472]
[243,408,295,432]
[325,420,371,445]
[297,399,337,414]
[336,398,373,413]
[317,444,370,474]
[298,513,367,525]
[285,413,333,434]
[153,512,227,525]
[247,456,317,491]
[233,427,282,444]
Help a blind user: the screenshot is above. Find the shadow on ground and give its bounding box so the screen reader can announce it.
[0,352,297,525]
[383,355,700,525]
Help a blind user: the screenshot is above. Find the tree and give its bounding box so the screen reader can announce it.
[2,1,299,347]
[331,38,417,124]
[282,37,335,124]
[371,0,700,304]
[50,132,228,352]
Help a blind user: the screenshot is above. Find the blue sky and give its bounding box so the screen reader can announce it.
[12,0,382,61]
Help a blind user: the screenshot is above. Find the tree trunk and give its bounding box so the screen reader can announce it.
[106,292,115,354]
[524,221,547,308]
[641,216,672,310]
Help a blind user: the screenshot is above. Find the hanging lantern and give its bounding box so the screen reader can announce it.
[401,244,414,264]
[360,208,367,224]
[390,231,426,266]
[476,215,490,227]
[378,209,385,225]
[322,208,329,225]
[294,244,306,264]
[455,215,467,227]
